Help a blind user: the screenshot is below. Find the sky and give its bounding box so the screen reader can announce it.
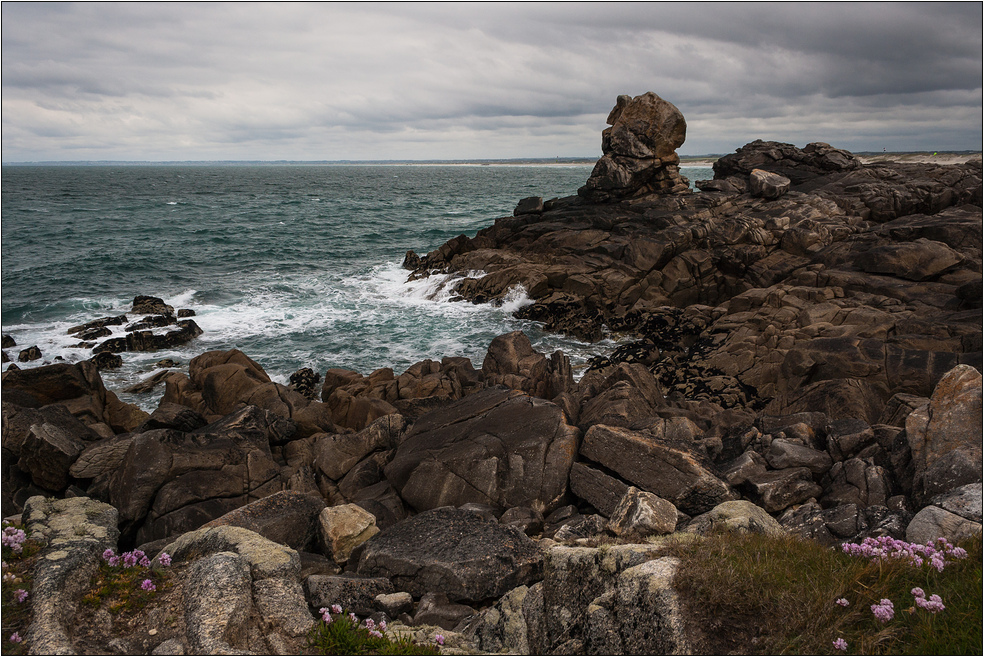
[2,2,981,162]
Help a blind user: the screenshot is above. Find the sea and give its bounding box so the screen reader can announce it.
[1,163,712,411]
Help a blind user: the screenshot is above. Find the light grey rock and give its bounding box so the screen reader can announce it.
[930,483,983,524]
[375,591,413,618]
[253,578,316,638]
[906,505,983,545]
[151,638,187,655]
[466,585,531,654]
[684,500,785,537]
[608,487,677,537]
[184,551,253,655]
[22,496,120,655]
[160,525,300,580]
[614,558,691,654]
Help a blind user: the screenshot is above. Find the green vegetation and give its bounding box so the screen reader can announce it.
[667,531,982,655]
[81,549,170,615]
[2,521,42,655]
[307,607,441,656]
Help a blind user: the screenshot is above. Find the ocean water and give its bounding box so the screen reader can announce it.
[1,164,712,410]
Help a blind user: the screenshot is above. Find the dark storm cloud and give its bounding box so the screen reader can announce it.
[2,2,980,161]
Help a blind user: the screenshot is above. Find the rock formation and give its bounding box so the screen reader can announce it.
[2,92,981,656]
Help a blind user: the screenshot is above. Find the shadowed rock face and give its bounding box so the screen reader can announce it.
[579,92,691,202]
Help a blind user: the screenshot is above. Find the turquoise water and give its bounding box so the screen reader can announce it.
[1,164,711,409]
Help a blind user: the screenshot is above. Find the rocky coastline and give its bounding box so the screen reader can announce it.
[2,92,981,655]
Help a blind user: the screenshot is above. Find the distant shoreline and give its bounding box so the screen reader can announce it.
[3,152,979,167]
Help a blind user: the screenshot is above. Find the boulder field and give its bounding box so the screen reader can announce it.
[2,92,981,655]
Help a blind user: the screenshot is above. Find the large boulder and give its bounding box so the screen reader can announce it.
[579,92,690,201]
[1,361,148,433]
[200,490,326,551]
[906,364,982,502]
[357,507,543,603]
[481,331,574,400]
[579,422,735,515]
[384,387,579,514]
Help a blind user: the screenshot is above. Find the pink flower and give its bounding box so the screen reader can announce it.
[9,633,22,644]
[369,630,383,639]
[102,548,116,562]
[319,608,332,623]
[158,552,172,567]
[871,598,894,623]
[833,637,848,651]
[331,604,343,615]
[140,579,156,592]
[349,612,358,623]
[139,556,152,569]
[14,589,28,603]
[379,619,387,631]
[916,594,945,613]
[364,618,376,630]
[911,587,925,598]
[835,598,849,607]
[123,551,139,568]
[435,634,445,646]
[107,555,121,567]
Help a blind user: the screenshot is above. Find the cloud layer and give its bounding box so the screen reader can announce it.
[2,3,981,161]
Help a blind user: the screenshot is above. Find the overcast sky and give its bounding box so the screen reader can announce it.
[2,2,981,161]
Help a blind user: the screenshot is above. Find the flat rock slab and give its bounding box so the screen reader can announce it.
[358,507,543,603]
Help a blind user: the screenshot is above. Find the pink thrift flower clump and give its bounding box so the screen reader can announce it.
[369,629,383,639]
[158,552,172,567]
[9,632,22,644]
[2,525,27,553]
[435,634,445,646]
[14,588,28,603]
[912,589,945,613]
[331,603,342,615]
[832,637,848,651]
[835,598,849,607]
[140,579,156,592]
[319,607,333,623]
[871,598,894,623]
[841,536,967,572]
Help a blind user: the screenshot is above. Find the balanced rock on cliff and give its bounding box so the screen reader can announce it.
[579,92,691,202]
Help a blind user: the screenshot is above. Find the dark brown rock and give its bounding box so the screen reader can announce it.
[384,387,579,514]
[358,507,543,603]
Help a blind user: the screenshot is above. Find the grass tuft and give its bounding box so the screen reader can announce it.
[666,531,982,655]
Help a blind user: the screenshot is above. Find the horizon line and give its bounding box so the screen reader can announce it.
[3,150,981,166]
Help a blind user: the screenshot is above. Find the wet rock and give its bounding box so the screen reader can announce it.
[2,334,16,348]
[515,196,544,215]
[132,295,175,317]
[18,345,42,362]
